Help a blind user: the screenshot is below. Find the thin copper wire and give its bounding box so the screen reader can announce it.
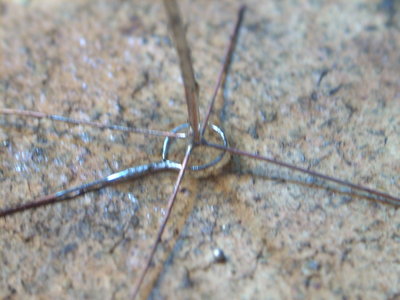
[131,144,193,299]
[1,3,398,300]
[0,160,182,218]
[130,6,249,298]
[203,142,400,206]
[0,123,228,218]
[200,5,246,138]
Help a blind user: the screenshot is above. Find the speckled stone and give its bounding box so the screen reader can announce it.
[0,1,399,299]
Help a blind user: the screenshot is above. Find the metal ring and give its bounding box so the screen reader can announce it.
[162,123,228,171]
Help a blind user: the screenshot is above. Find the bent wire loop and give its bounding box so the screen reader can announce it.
[0,123,228,216]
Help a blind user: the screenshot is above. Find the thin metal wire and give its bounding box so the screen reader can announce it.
[130,6,246,298]
[163,123,228,171]
[1,3,398,300]
[0,161,181,217]
[200,5,246,138]
[203,142,400,206]
[131,144,193,299]
[0,124,228,218]
[0,108,185,139]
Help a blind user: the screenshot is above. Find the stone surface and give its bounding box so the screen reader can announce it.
[0,0,399,299]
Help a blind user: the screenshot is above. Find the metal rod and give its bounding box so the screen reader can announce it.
[163,0,201,143]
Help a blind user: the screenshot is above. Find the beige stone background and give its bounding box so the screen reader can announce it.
[1,0,400,299]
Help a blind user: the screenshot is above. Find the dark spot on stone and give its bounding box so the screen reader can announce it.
[60,242,78,256]
[259,110,277,123]
[319,46,333,57]
[317,68,330,87]
[130,215,140,228]
[120,15,142,36]
[392,233,400,243]
[30,147,47,163]
[306,259,320,271]
[253,195,262,203]
[36,134,48,144]
[311,91,318,101]
[7,284,17,295]
[248,124,259,139]
[378,0,397,26]
[75,219,91,239]
[364,24,378,31]
[329,84,342,96]
[181,268,194,288]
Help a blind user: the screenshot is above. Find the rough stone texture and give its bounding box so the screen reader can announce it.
[0,0,399,299]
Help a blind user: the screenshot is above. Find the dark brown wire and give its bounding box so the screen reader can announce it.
[131,145,193,299]
[200,5,246,137]
[203,142,400,206]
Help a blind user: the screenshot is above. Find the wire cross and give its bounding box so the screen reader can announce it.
[1,1,399,299]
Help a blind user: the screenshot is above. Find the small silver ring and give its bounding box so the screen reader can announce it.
[162,123,227,171]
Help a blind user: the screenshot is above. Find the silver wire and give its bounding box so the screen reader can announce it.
[53,161,182,201]
[48,123,227,201]
[162,123,228,171]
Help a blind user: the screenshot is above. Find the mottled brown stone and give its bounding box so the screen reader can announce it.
[0,1,399,299]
